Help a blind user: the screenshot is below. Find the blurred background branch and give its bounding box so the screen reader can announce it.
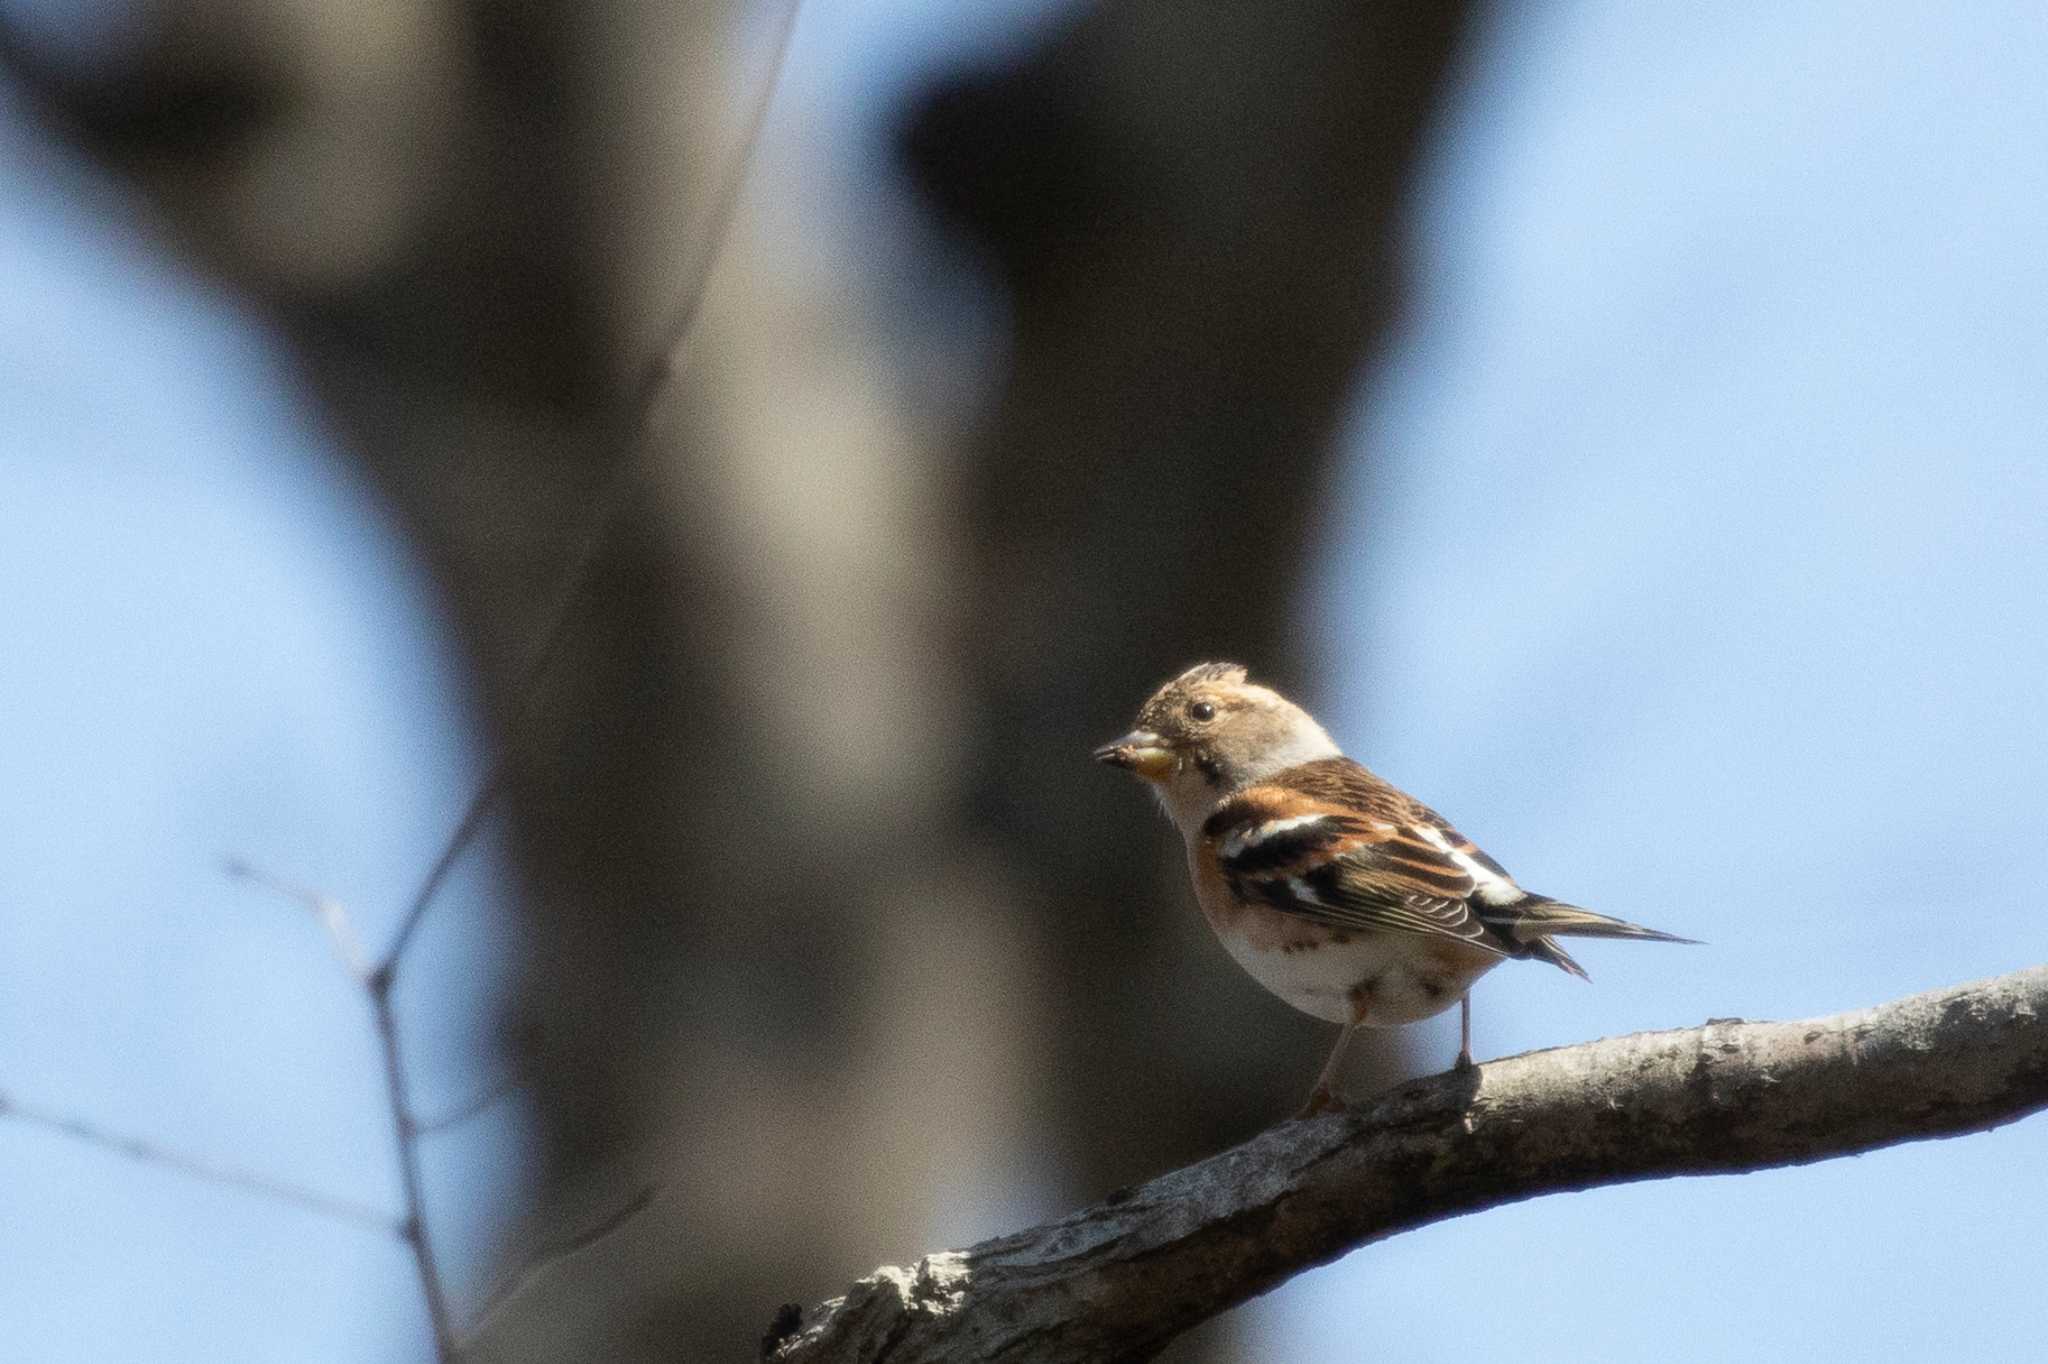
[12,1,2045,1361]
[0,1,1468,1358]
[0,1088,399,1234]
[221,861,664,1359]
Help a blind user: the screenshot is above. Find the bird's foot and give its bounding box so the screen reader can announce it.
[1452,1047,1476,1074]
[1296,1084,1347,1119]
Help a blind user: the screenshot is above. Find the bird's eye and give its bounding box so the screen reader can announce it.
[1189,700,1216,722]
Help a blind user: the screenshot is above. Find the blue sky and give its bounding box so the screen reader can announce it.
[0,81,516,1360]
[1279,3,2048,1358]
[4,2,2046,1361]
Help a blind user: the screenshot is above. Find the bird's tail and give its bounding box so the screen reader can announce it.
[1478,895,1701,981]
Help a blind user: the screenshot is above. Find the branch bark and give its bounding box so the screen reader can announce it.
[768,965,2048,1364]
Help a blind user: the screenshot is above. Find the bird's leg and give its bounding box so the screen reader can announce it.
[1298,1021,1358,1118]
[1302,988,1376,1117]
[1454,994,1475,1073]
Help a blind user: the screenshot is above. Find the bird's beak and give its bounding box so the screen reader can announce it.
[1093,730,1176,780]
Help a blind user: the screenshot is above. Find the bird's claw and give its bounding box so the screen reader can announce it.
[1297,1084,1347,1119]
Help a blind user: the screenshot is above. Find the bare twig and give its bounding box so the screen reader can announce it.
[382,0,808,970]
[624,0,806,420]
[223,11,805,1356]
[0,1090,397,1234]
[769,965,2048,1364]
[377,766,507,981]
[368,965,460,1360]
[372,10,805,1337]
[10,9,802,1357]
[462,1182,661,1348]
[224,859,370,980]
[231,865,459,1358]
[413,1074,519,1138]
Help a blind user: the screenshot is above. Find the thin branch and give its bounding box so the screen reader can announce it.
[208,14,808,1358]
[369,969,459,1361]
[413,1074,519,1138]
[8,9,806,1363]
[767,965,2048,1364]
[381,0,807,975]
[0,1090,398,1234]
[624,0,806,419]
[225,859,371,980]
[230,863,459,1358]
[377,766,507,979]
[461,1182,661,1349]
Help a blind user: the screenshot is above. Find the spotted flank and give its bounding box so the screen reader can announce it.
[1201,757,1697,977]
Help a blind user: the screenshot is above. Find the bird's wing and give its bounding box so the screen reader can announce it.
[1202,758,1519,953]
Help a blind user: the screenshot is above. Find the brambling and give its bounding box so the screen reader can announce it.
[1096,662,1697,1115]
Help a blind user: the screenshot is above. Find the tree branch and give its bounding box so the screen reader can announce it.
[225,862,457,1358]
[375,0,807,977]
[767,965,2048,1363]
[0,1090,398,1234]
[461,1181,659,1349]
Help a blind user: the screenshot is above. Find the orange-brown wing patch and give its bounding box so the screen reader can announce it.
[1200,767,1511,953]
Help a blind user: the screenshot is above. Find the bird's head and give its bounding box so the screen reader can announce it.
[1094,662,1339,826]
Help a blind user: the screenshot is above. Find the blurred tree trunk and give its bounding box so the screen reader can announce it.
[907,0,1473,1170]
[1,0,1470,1358]
[899,7,1473,1354]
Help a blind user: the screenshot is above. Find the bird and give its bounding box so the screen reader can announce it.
[1094,661,1697,1115]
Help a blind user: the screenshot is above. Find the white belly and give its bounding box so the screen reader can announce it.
[1213,923,1496,1026]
